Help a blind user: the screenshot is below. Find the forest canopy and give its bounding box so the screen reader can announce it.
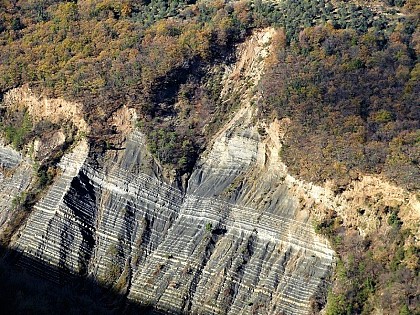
[261,22,419,190]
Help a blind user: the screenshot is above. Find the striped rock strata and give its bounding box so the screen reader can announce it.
[7,28,335,315]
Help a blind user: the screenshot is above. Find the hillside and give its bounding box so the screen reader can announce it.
[0,0,419,314]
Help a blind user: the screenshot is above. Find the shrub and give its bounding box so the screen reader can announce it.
[205,222,212,232]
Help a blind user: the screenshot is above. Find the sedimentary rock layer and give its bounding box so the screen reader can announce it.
[12,112,333,314]
[0,145,33,231]
[8,29,334,314]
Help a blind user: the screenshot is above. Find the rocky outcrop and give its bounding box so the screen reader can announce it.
[14,139,89,276]
[12,119,334,314]
[3,85,88,132]
[0,144,33,237]
[2,29,335,314]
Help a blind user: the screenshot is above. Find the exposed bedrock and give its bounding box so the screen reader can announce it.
[0,144,33,236]
[12,111,334,314]
[8,29,334,314]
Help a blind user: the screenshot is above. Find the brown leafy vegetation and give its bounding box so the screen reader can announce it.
[262,22,419,191]
[315,207,419,314]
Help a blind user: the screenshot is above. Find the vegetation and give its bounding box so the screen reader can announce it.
[101,243,124,287]
[0,0,257,173]
[252,3,418,313]
[0,109,32,150]
[261,19,419,191]
[315,208,419,314]
[205,222,212,232]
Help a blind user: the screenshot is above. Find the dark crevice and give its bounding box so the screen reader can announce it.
[140,215,153,259]
[64,171,97,276]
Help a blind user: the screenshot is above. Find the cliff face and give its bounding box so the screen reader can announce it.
[11,125,334,315]
[2,29,335,314]
[0,144,33,235]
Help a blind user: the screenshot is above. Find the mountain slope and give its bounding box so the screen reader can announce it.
[0,0,418,314]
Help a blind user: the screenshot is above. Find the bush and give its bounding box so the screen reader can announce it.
[205,222,212,232]
[387,210,403,229]
[1,110,32,150]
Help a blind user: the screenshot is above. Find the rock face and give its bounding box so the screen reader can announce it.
[4,29,335,314]
[0,144,33,236]
[3,85,88,132]
[12,124,333,315]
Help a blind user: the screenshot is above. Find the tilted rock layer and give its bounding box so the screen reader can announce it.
[12,124,334,315]
[0,144,33,233]
[2,29,335,314]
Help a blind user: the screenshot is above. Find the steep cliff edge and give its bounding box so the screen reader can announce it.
[0,27,418,315]
[0,143,34,240]
[0,29,331,314]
